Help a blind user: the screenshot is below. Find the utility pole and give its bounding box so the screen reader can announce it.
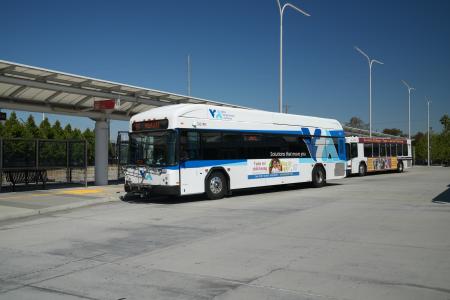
[426,97,431,167]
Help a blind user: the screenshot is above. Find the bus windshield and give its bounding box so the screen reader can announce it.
[128,130,177,167]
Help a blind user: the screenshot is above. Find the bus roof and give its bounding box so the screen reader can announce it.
[130,104,343,131]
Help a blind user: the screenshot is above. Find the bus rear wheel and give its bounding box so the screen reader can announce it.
[358,163,367,177]
[312,166,326,188]
[205,171,227,200]
[397,161,404,173]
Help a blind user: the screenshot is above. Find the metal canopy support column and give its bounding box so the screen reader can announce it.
[94,119,109,185]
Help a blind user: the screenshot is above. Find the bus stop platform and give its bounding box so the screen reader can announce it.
[0,185,123,222]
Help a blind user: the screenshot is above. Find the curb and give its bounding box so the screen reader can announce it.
[0,195,121,223]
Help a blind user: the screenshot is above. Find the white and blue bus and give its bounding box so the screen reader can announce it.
[124,104,346,199]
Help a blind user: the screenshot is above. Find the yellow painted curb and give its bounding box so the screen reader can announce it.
[59,189,104,195]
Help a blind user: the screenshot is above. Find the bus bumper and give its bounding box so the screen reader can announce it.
[124,182,180,196]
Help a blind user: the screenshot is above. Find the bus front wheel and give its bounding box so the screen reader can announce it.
[205,171,227,200]
[397,161,404,173]
[312,166,326,188]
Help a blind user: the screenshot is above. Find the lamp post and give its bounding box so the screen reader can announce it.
[276,0,310,113]
[401,80,414,139]
[354,46,384,137]
[426,97,431,167]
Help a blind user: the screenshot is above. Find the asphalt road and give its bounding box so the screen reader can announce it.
[0,166,449,300]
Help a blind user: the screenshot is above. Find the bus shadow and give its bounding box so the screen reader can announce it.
[120,182,342,205]
[346,171,401,178]
[432,185,450,204]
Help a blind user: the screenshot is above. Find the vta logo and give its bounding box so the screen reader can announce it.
[208,108,223,120]
[139,169,152,180]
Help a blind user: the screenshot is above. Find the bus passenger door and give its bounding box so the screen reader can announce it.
[345,142,351,171]
[179,131,204,195]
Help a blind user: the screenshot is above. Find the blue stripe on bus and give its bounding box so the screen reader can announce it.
[248,172,300,179]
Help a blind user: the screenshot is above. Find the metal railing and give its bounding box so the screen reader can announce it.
[0,138,87,191]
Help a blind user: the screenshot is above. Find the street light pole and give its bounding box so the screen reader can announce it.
[401,80,415,139]
[355,46,383,137]
[426,97,431,167]
[276,0,310,113]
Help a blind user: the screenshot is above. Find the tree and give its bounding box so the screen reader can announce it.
[0,120,4,137]
[382,128,403,136]
[71,128,83,139]
[39,117,54,139]
[346,117,368,130]
[412,114,450,165]
[83,128,95,165]
[63,124,73,139]
[3,111,24,138]
[440,114,449,133]
[52,120,64,139]
[24,115,39,138]
[2,112,34,167]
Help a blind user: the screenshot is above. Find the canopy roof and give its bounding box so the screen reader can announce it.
[0,60,246,120]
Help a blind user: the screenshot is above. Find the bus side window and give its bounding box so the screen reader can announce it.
[373,143,380,157]
[180,131,200,161]
[222,132,244,159]
[331,137,345,160]
[303,137,313,156]
[387,144,391,157]
[397,143,403,156]
[351,143,358,158]
[282,135,311,158]
[403,143,408,156]
[380,143,386,157]
[364,143,372,157]
[201,132,222,160]
[243,134,265,159]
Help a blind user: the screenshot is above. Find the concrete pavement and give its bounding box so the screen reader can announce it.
[0,185,122,222]
[0,166,449,299]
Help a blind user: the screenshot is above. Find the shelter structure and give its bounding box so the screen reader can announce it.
[0,60,246,185]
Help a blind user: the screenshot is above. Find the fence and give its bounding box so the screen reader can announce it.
[0,138,87,191]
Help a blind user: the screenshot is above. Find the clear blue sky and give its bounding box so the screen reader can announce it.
[1,0,449,137]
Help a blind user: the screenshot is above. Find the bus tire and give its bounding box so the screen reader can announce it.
[312,165,326,188]
[397,161,404,173]
[358,162,367,177]
[205,171,227,200]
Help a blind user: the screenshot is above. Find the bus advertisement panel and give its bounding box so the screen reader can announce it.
[247,159,300,179]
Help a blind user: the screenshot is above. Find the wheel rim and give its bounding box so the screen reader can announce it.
[210,176,223,194]
[316,170,323,183]
[359,164,364,174]
[399,163,403,171]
